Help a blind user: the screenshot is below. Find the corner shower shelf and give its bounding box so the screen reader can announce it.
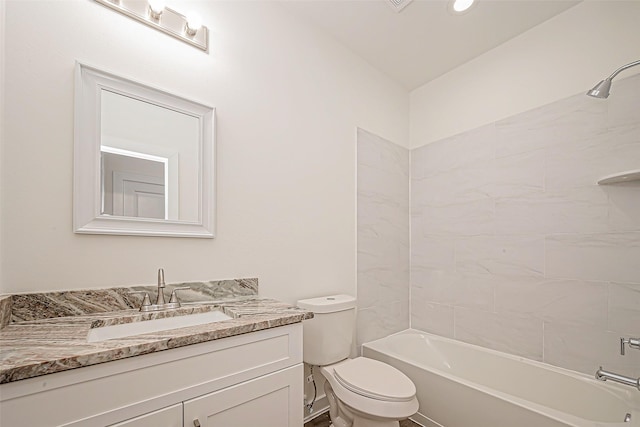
[597,169,640,185]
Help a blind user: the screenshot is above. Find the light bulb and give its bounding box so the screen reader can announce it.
[148,0,165,19]
[452,0,474,12]
[185,12,202,36]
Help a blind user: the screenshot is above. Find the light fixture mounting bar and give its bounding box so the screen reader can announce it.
[93,0,208,52]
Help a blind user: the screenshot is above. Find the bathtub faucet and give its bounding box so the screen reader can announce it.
[620,337,640,355]
[595,367,640,391]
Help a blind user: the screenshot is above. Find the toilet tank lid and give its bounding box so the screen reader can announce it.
[296,295,356,313]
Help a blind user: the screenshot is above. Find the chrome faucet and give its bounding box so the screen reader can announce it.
[594,337,640,391]
[620,337,640,355]
[595,367,640,391]
[135,269,190,312]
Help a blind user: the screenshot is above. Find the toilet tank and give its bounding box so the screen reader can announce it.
[296,295,356,366]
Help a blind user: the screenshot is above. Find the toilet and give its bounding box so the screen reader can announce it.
[297,295,418,427]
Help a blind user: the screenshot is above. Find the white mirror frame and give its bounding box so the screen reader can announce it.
[74,62,215,238]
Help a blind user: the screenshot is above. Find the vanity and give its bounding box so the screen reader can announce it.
[0,35,310,427]
[0,279,312,426]
[0,60,312,426]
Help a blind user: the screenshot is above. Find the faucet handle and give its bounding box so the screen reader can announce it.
[169,286,190,305]
[620,337,640,355]
[129,291,152,311]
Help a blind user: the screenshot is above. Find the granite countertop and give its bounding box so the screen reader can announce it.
[0,279,313,384]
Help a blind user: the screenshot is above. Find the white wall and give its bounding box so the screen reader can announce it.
[410,1,640,147]
[0,0,409,301]
[0,0,5,292]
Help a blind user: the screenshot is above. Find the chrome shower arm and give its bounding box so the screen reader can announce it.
[606,59,640,81]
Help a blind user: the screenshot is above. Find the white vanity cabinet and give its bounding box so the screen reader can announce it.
[0,323,303,427]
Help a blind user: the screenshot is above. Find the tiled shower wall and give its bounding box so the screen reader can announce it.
[357,129,410,349]
[411,73,640,377]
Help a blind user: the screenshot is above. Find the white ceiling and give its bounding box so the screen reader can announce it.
[280,0,581,90]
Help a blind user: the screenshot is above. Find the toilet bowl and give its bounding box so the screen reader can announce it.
[297,295,418,427]
[320,357,418,427]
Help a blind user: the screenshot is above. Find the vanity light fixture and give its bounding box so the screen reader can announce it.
[93,0,208,52]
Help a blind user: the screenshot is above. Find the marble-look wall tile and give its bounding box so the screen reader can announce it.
[495,187,610,235]
[456,235,545,277]
[454,307,543,361]
[608,282,640,336]
[494,277,608,327]
[449,272,495,311]
[410,269,494,311]
[410,75,640,376]
[605,183,640,232]
[358,129,410,177]
[411,235,456,271]
[357,129,409,349]
[546,232,640,283]
[355,307,382,347]
[411,199,495,236]
[410,269,456,305]
[412,151,545,208]
[607,73,640,140]
[544,322,640,379]
[411,166,493,207]
[356,301,409,349]
[358,168,410,203]
[545,133,640,190]
[410,300,454,338]
[495,93,607,159]
[489,149,546,198]
[411,123,496,179]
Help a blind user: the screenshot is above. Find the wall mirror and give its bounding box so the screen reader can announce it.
[74,63,215,237]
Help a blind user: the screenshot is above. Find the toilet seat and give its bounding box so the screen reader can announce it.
[320,358,419,420]
[333,357,416,402]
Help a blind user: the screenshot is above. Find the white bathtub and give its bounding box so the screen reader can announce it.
[362,330,640,427]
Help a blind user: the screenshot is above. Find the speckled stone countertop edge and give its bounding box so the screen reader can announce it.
[0,298,313,384]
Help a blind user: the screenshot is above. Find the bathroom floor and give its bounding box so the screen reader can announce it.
[304,412,421,427]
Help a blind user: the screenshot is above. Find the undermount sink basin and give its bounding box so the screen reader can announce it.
[87,310,232,343]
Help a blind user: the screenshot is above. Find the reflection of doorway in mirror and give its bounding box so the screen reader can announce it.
[100,89,196,222]
[101,148,170,220]
[115,171,165,219]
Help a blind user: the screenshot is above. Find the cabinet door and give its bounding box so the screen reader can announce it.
[109,403,182,427]
[184,364,303,427]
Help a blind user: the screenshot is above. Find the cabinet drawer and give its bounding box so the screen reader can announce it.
[109,404,182,427]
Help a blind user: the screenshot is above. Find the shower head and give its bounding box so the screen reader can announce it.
[587,79,612,99]
[586,59,640,99]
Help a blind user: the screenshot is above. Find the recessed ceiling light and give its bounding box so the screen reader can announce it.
[449,0,476,14]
